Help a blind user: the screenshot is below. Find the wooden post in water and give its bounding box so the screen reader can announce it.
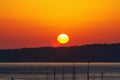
[62,67,64,80]
[53,67,56,80]
[87,62,90,80]
[11,77,14,80]
[101,72,104,80]
[46,67,48,80]
[72,60,75,80]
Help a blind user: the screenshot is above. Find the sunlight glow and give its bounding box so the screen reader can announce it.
[57,34,69,44]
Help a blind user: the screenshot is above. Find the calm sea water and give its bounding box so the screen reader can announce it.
[0,63,120,80]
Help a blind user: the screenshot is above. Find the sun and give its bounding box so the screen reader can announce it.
[57,33,69,44]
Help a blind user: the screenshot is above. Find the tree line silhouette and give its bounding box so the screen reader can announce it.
[0,43,120,62]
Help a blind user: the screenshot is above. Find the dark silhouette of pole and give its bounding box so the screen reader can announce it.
[101,72,104,80]
[53,67,56,80]
[72,60,76,80]
[62,67,64,80]
[11,77,14,80]
[46,67,48,80]
[87,62,90,80]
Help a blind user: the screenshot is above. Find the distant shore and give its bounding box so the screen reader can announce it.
[0,43,120,62]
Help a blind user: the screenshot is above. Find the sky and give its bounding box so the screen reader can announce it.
[0,0,120,49]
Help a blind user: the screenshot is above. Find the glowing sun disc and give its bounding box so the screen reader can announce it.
[57,33,69,44]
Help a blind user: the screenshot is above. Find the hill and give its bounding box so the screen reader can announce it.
[0,43,120,62]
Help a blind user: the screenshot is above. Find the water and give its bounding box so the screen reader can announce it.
[0,63,120,80]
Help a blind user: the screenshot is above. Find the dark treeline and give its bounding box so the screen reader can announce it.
[0,43,120,62]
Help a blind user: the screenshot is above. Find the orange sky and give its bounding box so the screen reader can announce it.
[0,0,120,49]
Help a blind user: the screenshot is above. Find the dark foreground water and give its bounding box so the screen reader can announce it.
[0,63,120,80]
